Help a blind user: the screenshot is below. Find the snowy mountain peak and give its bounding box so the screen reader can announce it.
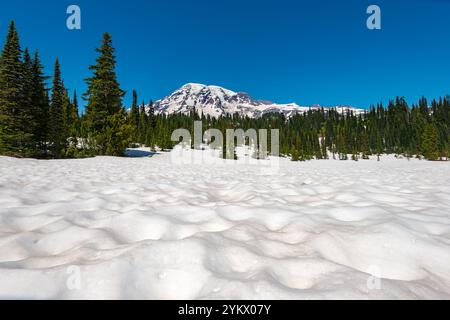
[153,83,365,118]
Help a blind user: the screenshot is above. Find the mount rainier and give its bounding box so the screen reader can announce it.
[150,83,365,119]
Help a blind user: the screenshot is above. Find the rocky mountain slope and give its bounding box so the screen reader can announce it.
[151,83,365,118]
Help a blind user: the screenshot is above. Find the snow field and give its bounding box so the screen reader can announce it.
[0,151,449,299]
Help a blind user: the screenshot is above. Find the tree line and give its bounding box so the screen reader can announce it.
[136,99,449,161]
[0,21,134,158]
[0,21,449,161]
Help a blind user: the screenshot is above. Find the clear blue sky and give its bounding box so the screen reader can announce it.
[0,0,449,110]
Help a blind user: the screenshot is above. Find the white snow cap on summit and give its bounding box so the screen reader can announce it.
[152,83,365,118]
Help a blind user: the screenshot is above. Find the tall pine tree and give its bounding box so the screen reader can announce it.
[422,123,440,160]
[72,91,79,119]
[30,50,49,156]
[129,89,139,128]
[84,32,125,132]
[48,58,67,158]
[83,33,128,155]
[0,21,30,155]
[20,48,36,154]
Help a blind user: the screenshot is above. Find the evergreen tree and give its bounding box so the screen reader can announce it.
[138,100,148,144]
[64,89,78,128]
[20,48,36,154]
[291,147,299,161]
[422,123,440,160]
[145,100,156,148]
[102,109,134,156]
[83,33,127,155]
[72,91,79,119]
[129,89,139,128]
[62,86,72,131]
[0,21,30,155]
[84,33,125,133]
[30,50,49,156]
[48,58,67,158]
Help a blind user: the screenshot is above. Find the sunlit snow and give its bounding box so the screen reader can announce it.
[0,150,449,299]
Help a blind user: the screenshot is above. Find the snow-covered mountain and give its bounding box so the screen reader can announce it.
[151,83,365,118]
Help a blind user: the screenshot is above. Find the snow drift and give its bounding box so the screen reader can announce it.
[0,151,449,299]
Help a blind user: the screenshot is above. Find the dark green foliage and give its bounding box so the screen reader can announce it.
[137,96,449,163]
[291,147,299,161]
[84,33,125,133]
[82,33,128,155]
[48,59,67,158]
[90,110,134,156]
[64,89,77,129]
[72,91,79,119]
[30,51,50,156]
[0,21,32,155]
[146,100,156,147]
[422,123,440,160]
[129,89,139,128]
[137,100,148,144]
[0,23,50,158]
[19,48,35,155]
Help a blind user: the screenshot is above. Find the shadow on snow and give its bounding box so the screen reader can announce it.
[125,149,159,158]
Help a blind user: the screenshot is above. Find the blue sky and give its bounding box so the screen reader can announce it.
[0,0,449,109]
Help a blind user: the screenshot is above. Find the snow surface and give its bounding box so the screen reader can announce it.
[0,150,450,300]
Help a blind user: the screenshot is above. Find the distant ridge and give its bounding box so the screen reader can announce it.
[147,83,365,118]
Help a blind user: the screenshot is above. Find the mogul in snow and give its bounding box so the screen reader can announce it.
[0,0,449,306]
